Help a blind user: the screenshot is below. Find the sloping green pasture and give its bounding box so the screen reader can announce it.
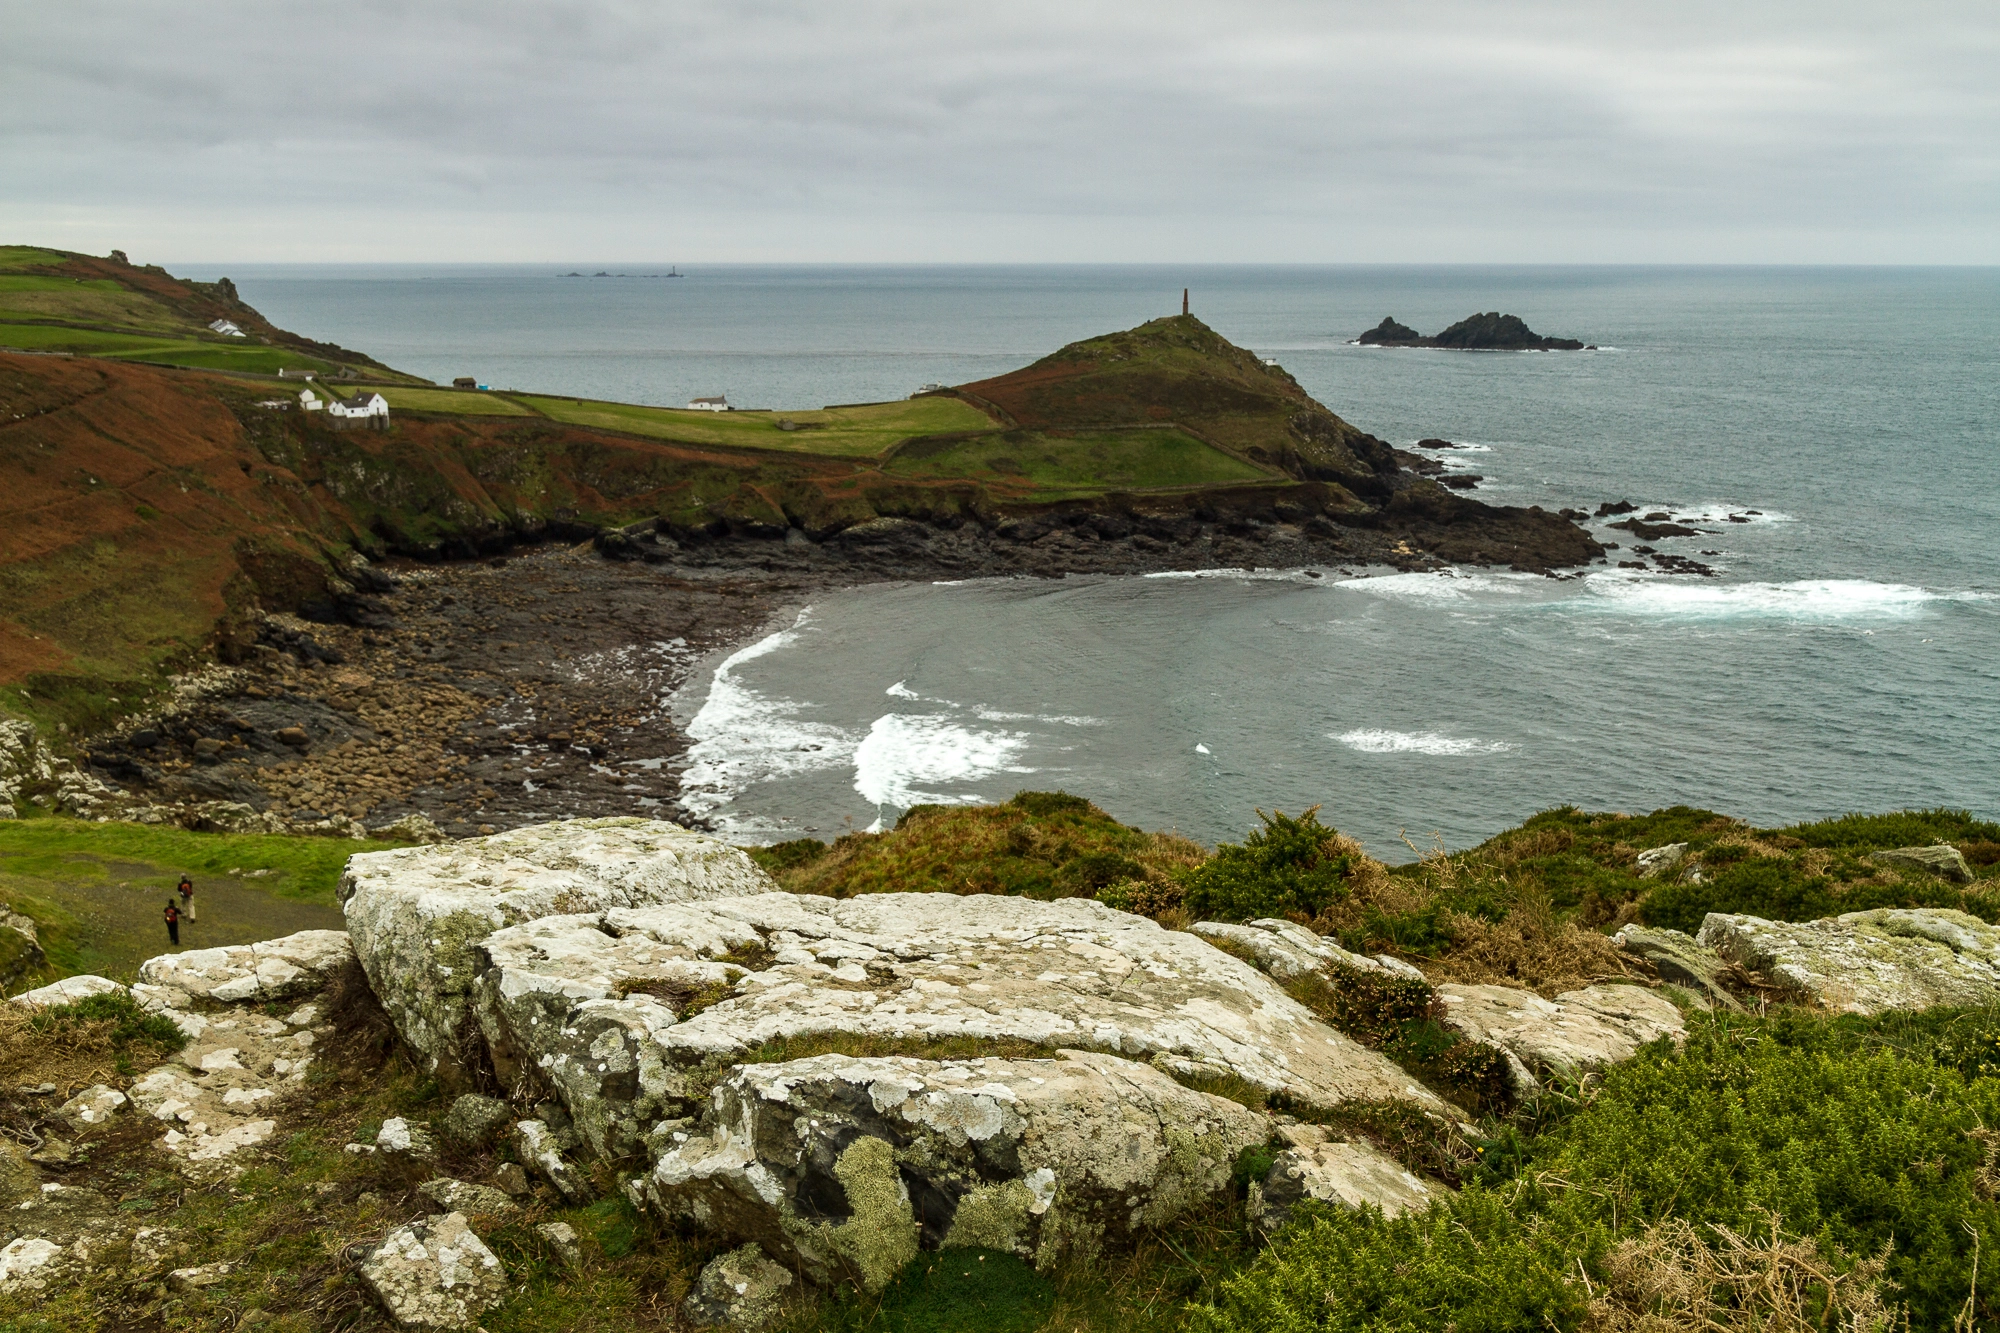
[513,393,996,456]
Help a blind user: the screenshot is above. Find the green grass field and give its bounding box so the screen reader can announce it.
[0,320,332,374]
[514,393,996,456]
[886,426,1276,497]
[0,817,386,987]
[369,385,536,415]
[0,246,65,270]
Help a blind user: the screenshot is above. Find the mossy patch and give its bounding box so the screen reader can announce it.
[827,1247,1057,1333]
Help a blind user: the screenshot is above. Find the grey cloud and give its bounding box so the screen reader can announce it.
[2,0,1995,260]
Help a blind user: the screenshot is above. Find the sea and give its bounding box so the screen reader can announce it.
[193,264,2000,858]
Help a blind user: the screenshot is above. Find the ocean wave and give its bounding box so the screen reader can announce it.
[1334,569,1525,600]
[852,713,1033,814]
[1142,567,1311,582]
[1335,729,1514,755]
[677,616,858,820]
[1578,575,1946,620]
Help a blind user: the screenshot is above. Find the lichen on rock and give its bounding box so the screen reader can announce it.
[640,1049,1266,1287]
[338,817,777,1086]
[1698,907,2000,1013]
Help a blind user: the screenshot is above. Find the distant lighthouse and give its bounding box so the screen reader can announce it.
[1182,288,1189,316]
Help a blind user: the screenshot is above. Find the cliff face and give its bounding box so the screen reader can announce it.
[0,351,946,727]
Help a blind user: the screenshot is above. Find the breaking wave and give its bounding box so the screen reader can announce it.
[1335,729,1515,756]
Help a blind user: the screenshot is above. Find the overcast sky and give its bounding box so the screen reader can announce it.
[6,1,1997,264]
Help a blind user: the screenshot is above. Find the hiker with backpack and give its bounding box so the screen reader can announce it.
[177,874,197,923]
[164,899,181,946]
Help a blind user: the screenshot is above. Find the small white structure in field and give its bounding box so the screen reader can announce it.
[687,395,730,412]
[279,367,316,381]
[208,319,246,337]
[298,388,323,412]
[328,391,389,430]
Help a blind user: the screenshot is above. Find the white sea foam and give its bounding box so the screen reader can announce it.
[1334,569,1521,600]
[1336,729,1514,755]
[678,616,858,820]
[1578,575,1947,620]
[1143,567,1310,582]
[852,713,1032,814]
[886,680,921,699]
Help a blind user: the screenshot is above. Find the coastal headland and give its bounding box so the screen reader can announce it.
[0,246,1612,836]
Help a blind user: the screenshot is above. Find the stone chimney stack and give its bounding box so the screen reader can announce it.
[1182,288,1189,316]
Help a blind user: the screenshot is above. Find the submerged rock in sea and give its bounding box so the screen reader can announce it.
[339,817,776,1086]
[1698,908,2000,1013]
[640,1050,1265,1287]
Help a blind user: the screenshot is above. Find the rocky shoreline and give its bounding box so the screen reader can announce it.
[54,493,1605,839]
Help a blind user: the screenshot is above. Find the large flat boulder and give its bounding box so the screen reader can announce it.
[1436,982,1684,1093]
[1698,908,2000,1013]
[339,817,776,1084]
[638,1050,1266,1289]
[135,929,352,1006]
[474,892,1443,1160]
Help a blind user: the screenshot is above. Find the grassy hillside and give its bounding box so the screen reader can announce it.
[0,245,419,381]
[515,393,997,457]
[959,315,1400,492]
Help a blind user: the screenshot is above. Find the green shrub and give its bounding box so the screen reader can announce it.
[1641,854,1997,933]
[27,989,188,1053]
[749,838,831,875]
[1182,808,1370,923]
[1202,1007,2000,1332]
[1194,1190,1590,1333]
[1285,968,1514,1114]
[1782,807,2000,853]
[757,791,1202,901]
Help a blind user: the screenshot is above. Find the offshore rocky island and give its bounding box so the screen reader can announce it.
[2,245,1997,1332]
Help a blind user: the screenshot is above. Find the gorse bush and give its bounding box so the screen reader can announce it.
[1180,807,1379,923]
[747,790,1204,903]
[1198,1006,2000,1333]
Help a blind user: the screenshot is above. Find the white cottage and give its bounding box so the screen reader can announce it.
[327,391,389,430]
[298,388,323,412]
[687,395,730,412]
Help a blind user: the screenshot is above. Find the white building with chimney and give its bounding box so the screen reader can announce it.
[687,395,730,412]
[328,391,389,430]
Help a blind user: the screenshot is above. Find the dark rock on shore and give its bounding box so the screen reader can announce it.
[1610,517,1701,540]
